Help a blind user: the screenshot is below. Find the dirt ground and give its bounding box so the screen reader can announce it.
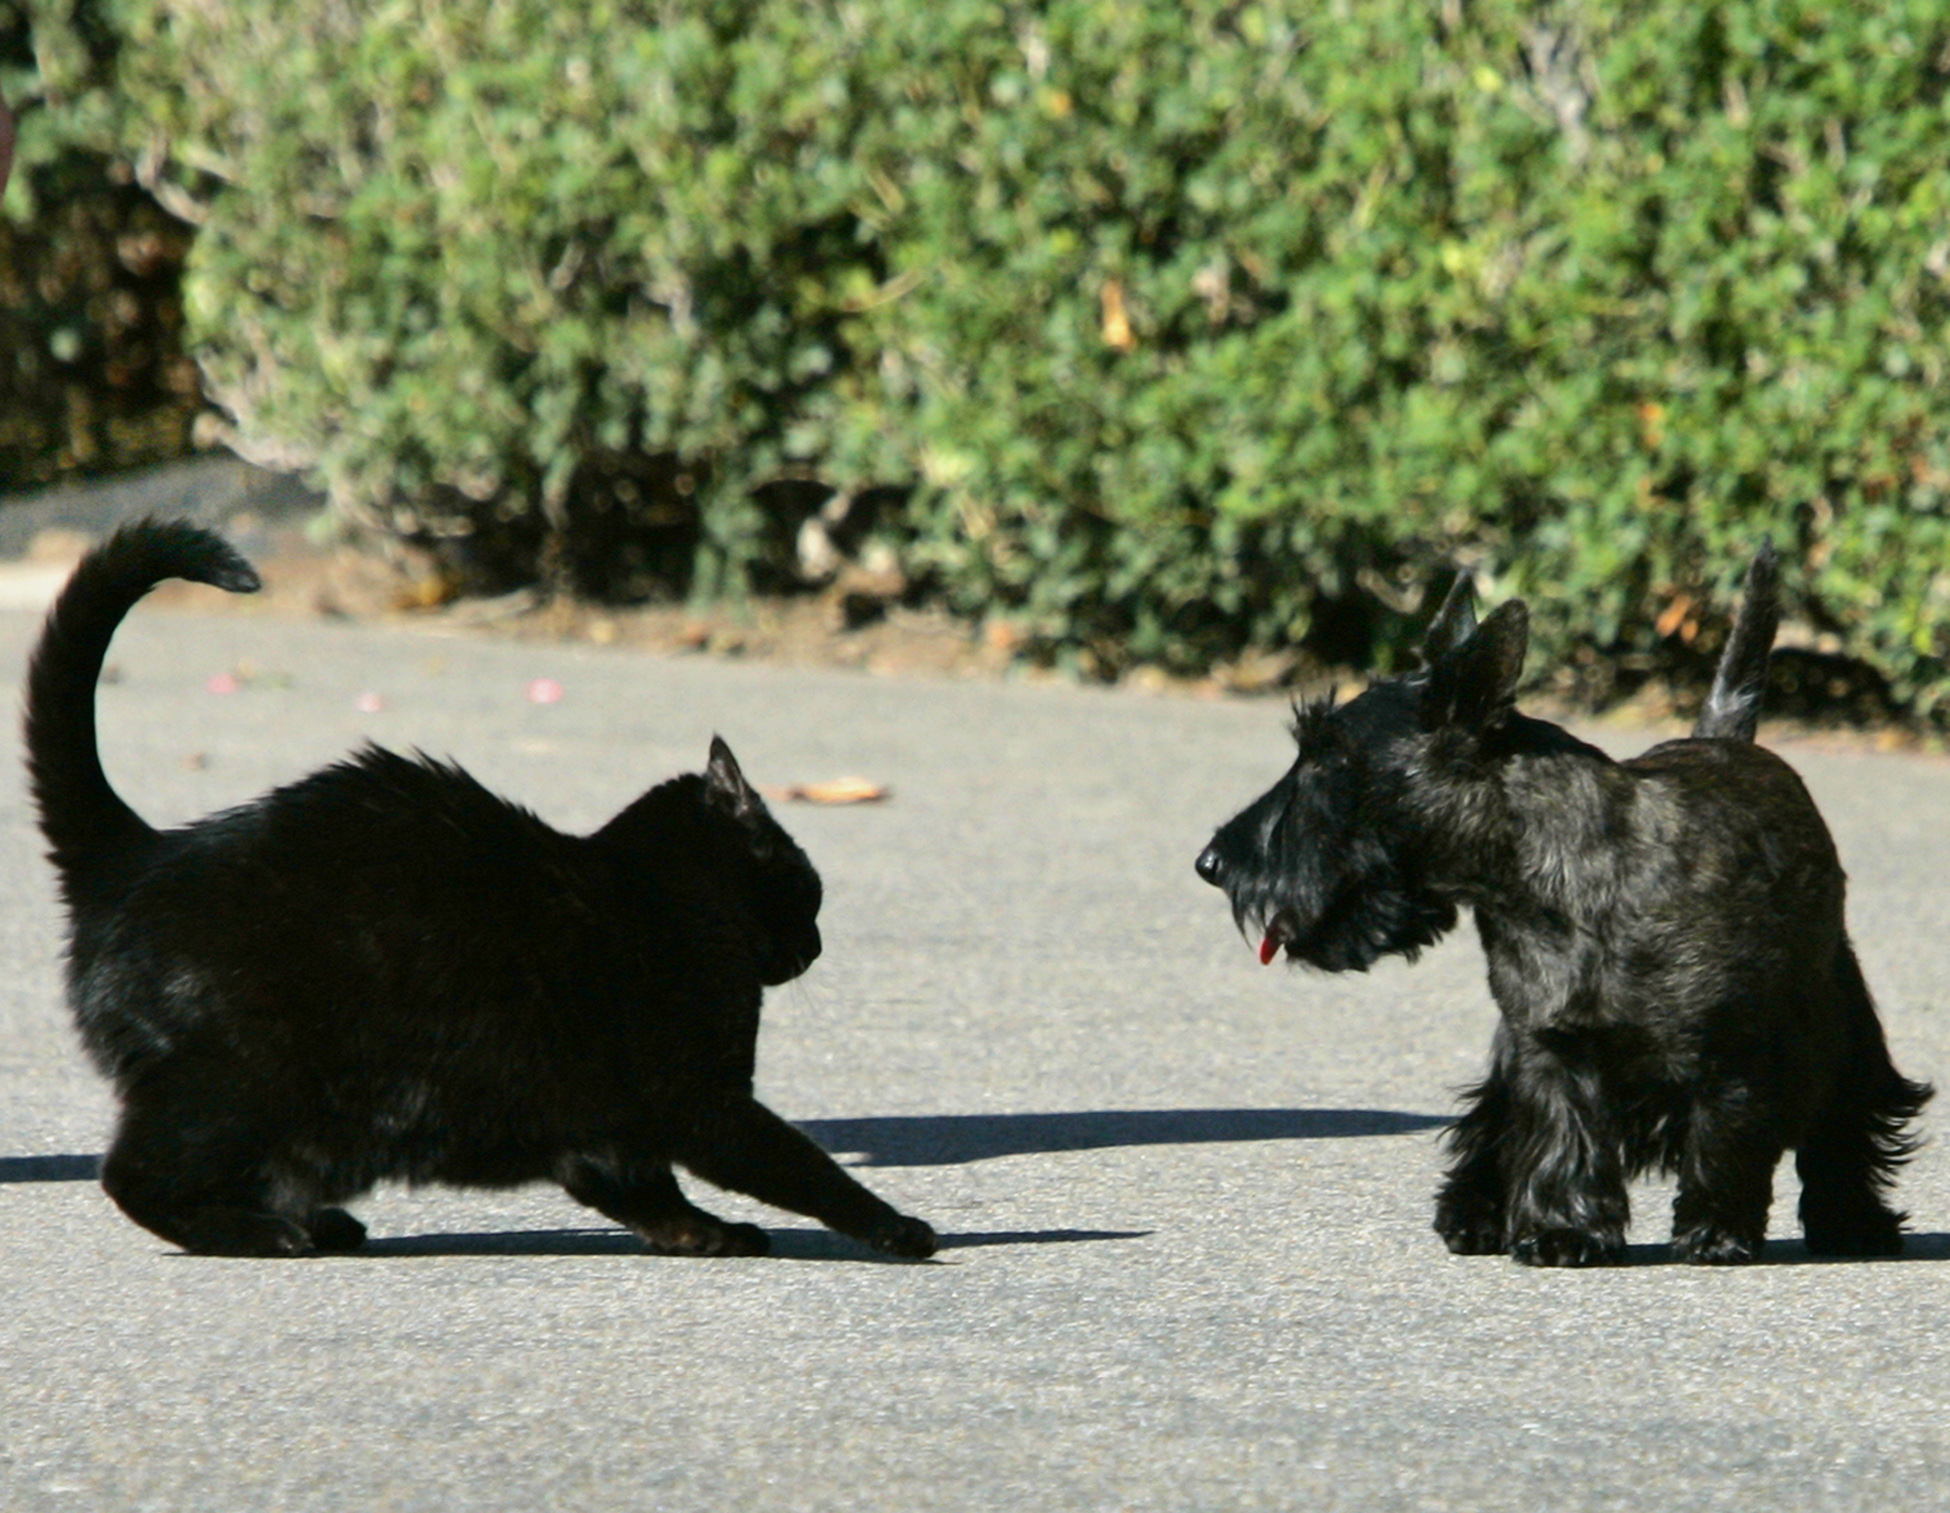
[153,518,1055,685]
[7,501,1933,753]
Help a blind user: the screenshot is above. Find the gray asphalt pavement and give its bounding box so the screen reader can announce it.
[4,531,1950,1510]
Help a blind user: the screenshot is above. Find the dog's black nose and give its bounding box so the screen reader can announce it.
[1195,844,1224,886]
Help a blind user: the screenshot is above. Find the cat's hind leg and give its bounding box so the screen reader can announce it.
[305,1207,368,1252]
[101,1089,320,1256]
[556,1154,770,1256]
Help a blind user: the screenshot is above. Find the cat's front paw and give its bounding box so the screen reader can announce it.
[709,1220,771,1257]
[636,1216,771,1257]
[867,1213,938,1260]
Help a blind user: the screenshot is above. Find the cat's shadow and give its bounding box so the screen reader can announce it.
[0,1155,1139,1260]
[328,1106,1455,1256]
[0,1108,1445,1190]
[0,1106,1441,1260]
[0,1153,101,1182]
[352,1225,1144,1262]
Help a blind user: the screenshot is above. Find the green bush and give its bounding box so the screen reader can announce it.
[843,0,1950,699]
[1,5,202,485]
[63,0,1950,715]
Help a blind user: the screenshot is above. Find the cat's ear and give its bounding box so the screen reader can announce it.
[704,735,765,821]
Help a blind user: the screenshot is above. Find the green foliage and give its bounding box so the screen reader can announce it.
[1,1,202,484]
[56,0,1950,714]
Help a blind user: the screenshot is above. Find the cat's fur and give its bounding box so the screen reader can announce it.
[24,518,936,1260]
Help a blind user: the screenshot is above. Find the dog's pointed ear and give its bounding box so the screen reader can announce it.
[1420,571,1478,664]
[704,735,765,821]
[1423,600,1528,732]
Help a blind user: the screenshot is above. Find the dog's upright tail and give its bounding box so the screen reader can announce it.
[1692,539,1780,742]
[24,519,261,873]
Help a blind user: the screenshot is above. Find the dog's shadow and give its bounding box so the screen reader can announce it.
[795,1107,1450,1167]
[1617,1232,1950,1267]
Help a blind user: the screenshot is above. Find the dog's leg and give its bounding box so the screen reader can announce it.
[1668,1080,1781,1264]
[1500,1045,1630,1267]
[1798,1131,1907,1258]
[1796,946,1932,1256]
[1435,1026,1515,1254]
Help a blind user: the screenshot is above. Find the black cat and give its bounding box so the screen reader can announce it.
[24,518,936,1260]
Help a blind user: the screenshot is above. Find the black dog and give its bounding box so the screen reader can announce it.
[1196,548,1931,1265]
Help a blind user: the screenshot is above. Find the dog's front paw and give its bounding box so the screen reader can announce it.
[1434,1195,1507,1255]
[1510,1228,1624,1268]
[866,1213,938,1260]
[1671,1225,1762,1265]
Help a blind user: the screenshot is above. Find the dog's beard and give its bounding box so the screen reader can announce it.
[1231,868,1458,973]
[1199,758,1459,972]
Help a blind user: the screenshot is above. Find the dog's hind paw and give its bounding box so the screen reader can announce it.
[1509,1228,1624,1268]
[1803,1210,1906,1258]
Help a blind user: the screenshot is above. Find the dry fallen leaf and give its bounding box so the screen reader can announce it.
[765,777,891,805]
[1654,594,1698,642]
[1100,278,1137,351]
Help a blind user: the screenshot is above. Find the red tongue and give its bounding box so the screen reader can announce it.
[1258,934,1279,966]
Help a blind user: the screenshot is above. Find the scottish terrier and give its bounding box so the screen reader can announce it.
[1196,547,1931,1265]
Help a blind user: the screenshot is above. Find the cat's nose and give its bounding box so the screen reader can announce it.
[1195,844,1224,886]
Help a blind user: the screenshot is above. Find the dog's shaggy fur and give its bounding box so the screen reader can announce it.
[1197,548,1930,1265]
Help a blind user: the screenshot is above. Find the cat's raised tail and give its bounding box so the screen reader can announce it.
[24,518,261,871]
